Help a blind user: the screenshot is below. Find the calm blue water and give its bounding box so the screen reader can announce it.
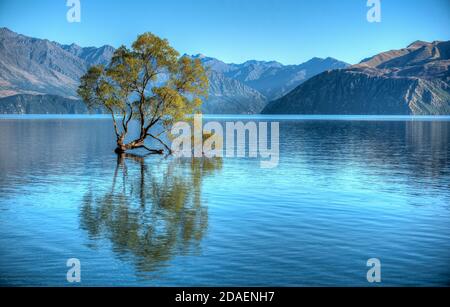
[0,115,449,286]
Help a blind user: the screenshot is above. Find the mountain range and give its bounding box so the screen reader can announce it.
[1,27,449,115]
[262,40,450,115]
[0,27,114,99]
[0,27,348,114]
[190,54,348,101]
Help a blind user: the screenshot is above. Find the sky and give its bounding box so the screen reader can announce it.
[0,0,449,65]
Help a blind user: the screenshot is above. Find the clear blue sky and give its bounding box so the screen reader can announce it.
[0,0,449,65]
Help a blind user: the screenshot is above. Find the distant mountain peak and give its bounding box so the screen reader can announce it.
[0,27,21,39]
[307,56,323,61]
[304,56,342,63]
[189,53,212,60]
[0,27,15,34]
[194,53,207,59]
[324,56,341,62]
[407,40,430,49]
[242,59,283,66]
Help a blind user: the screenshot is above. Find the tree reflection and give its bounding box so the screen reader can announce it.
[80,153,222,272]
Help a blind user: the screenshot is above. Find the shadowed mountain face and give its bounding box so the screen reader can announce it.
[262,40,450,115]
[0,28,348,114]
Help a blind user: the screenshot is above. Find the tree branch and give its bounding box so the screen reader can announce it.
[122,101,134,134]
[138,91,146,138]
[107,107,121,139]
[147,134,172,154]
[140,145,164,155]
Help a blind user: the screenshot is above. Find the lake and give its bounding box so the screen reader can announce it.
[0,115,449,286]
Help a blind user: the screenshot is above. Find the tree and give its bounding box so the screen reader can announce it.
[78,33,208,154]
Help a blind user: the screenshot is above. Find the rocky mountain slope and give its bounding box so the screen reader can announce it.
[262,40,450,115]
[202,71,268,114]
[0,27,114,99]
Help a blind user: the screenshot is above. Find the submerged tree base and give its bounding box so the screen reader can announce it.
[114,145,164,155]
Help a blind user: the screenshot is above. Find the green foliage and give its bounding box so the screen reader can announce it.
[77,32,208,151]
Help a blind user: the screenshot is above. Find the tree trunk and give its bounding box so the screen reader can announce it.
[114,145,127,154]
[114,138,163,155]
[114,136,128,154]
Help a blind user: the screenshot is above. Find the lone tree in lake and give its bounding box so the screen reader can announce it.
[78,33,208,154]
